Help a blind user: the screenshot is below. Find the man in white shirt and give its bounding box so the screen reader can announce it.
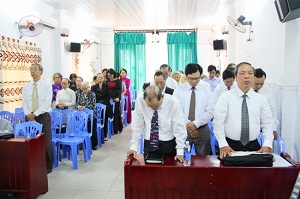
[22,63,53,173]
[160,64,178,90]
[202,65,221,91]
[127,86,186,162]
[154,71,174,95]
[173,63,214,155]
[213,69,237,104]
[253,68,279,140]
[214,62,274,158]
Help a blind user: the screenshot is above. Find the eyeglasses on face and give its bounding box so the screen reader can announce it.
[187,77,201,82]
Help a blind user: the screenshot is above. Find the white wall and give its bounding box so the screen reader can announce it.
[229,0,300,161]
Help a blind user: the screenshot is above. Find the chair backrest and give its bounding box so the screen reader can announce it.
[14,107,23,113]
[13,111,26,131]
[95,103,106,126]
[0,111,14,123]
[82,108,94,134]
[14,121,43,137]
[110,99,116,115]
[52,108,69,124]
[71,111,88,136]
[120,97,125,117]
[131,89,137,102]
[49,110,63,138]
[257,132,286,155]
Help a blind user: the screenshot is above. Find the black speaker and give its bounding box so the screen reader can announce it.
[70,42,81,52]
[213,40,227,51]
[275,0,300,23]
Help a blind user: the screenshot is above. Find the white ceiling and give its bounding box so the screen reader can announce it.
[40,0,235,30]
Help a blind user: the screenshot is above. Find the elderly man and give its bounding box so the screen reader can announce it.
[160,64,178,90]
[154,71,174,95]
[213,62,274,158]
[22,63,53,173]
[127,86,187,162]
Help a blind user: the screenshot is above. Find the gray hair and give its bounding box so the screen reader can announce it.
[81,81,90,88]
[31,63,43,71]
[143,85,162,101]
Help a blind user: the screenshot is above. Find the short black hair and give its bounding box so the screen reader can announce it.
[222,69,235,80]
[154,71,167,80]
[254,68,266,78]
[160,64,171,71]
[185,63,203,76]
[69,73,77,80]
[234,62,254,76]
[207,65,216,72]
[102,68,107,73]
[120,68,127,74]
[216,70,220,75]
[107,68,116,78]
[93,75,97,81]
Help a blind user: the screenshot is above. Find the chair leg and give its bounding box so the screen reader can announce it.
[71,144,78,170]
[96,127,102,148]
[52,141,58,168]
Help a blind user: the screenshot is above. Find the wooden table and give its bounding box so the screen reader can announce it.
[0,134,48,199]
[124,154,300,199]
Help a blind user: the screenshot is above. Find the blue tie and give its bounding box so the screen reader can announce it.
[150,110,159,151]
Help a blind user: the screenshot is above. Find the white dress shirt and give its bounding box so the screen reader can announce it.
[166,77,178,90]
[256,85,279,131]
[130,94,187,155]
[22,79,52,116]
[173,81,214,127]
[213,81,237,105]
[56,88,76,111]
[213,87,274,149]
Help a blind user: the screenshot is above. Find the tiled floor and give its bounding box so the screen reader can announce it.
[38,123,133,199]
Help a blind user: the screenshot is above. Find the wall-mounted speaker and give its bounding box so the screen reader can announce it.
[213,39,227,51]
[274,0,300,23]
[70,42,81,52]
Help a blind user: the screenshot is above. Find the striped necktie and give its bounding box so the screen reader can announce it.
[150,110,159,150]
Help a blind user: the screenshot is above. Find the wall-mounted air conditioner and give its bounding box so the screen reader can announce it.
[40,15,59,29]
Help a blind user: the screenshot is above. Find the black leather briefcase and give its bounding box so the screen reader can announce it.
[221,154,274,167]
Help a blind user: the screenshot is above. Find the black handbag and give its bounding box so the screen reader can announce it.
[220,154,274,167]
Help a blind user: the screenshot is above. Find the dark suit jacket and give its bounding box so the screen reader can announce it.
[164,86,174,95]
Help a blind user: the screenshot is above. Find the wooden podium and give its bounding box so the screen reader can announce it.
[124,154,300,199]
[0,134,48,199]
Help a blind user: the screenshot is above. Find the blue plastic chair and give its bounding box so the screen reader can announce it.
[130,89,137,108]
[107,99,115,139]
[208,122,219,155]
[95,103,106,147]
[58,113,88,169]
[139,133,144,154]
[120,96,128,127]
[14,107,23,113]
[191,143,196,155]
[52,108,69,124]
[257,132,285,155]
[13,111,25,132]
[0,111,14,123]
[14,121,43,138]
[49,111,64,168]
[82,108,94,159]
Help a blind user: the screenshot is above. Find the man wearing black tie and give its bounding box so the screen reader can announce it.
[173,63,214,155]
[127,86,186,162]
[153,71,174,95]
[214,62,273,159]
[22,63,53,173]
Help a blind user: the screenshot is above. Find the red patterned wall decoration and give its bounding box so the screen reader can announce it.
[0,35,42,112]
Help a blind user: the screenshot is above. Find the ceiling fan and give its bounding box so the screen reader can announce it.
[17,15,44,39]
[82,38,95,49]
[227,15,253,41]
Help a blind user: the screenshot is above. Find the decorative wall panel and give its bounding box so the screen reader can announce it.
[0,36,42,112]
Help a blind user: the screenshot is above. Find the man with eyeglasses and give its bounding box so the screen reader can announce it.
[173,63,214,155]
[154,71,174,95]
[213,69,237,105]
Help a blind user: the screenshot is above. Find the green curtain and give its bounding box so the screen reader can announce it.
[167,31,198,72]
[114,32,146,93]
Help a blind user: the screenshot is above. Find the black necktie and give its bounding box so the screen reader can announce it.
[254,90,258,93]
[241,94,249,145]
[188,87,195,121]
[227,87,230,90]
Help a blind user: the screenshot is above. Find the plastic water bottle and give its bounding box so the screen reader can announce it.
[183,141,191,166]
